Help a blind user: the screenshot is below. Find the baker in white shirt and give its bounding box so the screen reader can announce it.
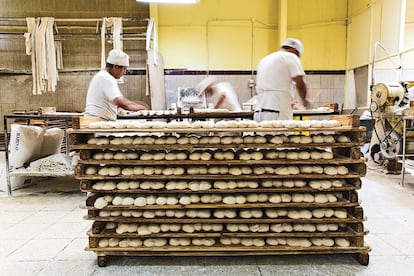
[196,77,242,112]
[254,38,310,121]
[85,49,149,121]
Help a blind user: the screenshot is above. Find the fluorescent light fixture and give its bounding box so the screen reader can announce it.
[137,0,199,4]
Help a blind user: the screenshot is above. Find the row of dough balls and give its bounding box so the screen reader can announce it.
[86,134,351,146]
[90,148,334,161]
[98,207,348,219]
[97,237,350,248]
[106,222,341,235]
[85,165,349,177]
[89,119,341,129]
[93,192,342,209]
[91,179,346,191]
[118,109,175,117]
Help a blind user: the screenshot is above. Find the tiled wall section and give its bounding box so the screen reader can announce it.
[0,72,344,131]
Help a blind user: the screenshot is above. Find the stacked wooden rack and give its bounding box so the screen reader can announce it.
[68,124,370,267]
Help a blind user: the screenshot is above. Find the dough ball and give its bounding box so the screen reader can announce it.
[316,224,329,232]
[121,167,134,176]
[294,180,307,187]
[270,136,283,144]
[102,181,116,190]
[314,194,328,203]
[337,135,351,143]
[321,151,334,159]
[311,238,323,246]
[269,194,282,203]
[98,239,109,247]
[334,208,347,218]
[177,136,189,144]
[266,238,279,246]
[300,136,313,144]
[310,151,322,159]
[289,135,301,143]
[286,151,299,160]
[321,238,334,247]
[108,167,121,176]
[324,166,338,175]
[166,197,178,205]
[335,238,350,247]
[93,153,104,160]
[94,197,108,209]
[122,197,134,206]
[337,165,349,175]
[110,138,123,145]
[300,166,313,174]
[283,120,297,128]
[223,195,237,204]
[312,166,324,174]
[179,196,191,205]
[332,179,345,187]
[85,167,97,175]
[298,151,310,159]
[235,195,247,204]
[265,209,279,218]
[323,135,335,143]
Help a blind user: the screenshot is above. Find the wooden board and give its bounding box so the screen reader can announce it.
[147,49,166,110]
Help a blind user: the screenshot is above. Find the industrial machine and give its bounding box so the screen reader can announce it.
[368,81,414,169]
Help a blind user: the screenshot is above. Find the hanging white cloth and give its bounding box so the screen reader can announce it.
[26,17,59,95]
[25,18,37,94]
[100,17,123,69]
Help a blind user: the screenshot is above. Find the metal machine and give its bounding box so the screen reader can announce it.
[368,81,413,167]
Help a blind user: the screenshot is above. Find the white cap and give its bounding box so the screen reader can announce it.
[281,38,304,56]
[195,76,218,95]
[106,49,130,66]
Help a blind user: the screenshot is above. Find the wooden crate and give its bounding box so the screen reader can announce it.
[331,115,360,127]
[38,106,56,114]
[72,116,101,129]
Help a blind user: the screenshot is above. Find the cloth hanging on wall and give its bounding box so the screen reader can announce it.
[25,17,59,95]
[25,18,37,95]
[100,17,123,69]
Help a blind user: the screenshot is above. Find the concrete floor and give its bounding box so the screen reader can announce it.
[1,158,414,275]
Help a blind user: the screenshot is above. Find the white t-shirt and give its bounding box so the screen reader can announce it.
[208,82,242,112]
[85,70,123,121]
[254,51,305,120]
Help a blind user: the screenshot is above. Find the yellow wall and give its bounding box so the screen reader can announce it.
[155,0,347,71]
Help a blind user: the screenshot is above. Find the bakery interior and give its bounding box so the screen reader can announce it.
[1,0,414,275]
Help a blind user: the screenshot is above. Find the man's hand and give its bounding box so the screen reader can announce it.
[302,98,312,109]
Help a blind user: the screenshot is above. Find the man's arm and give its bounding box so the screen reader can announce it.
[293,75,311,108]
[214,94,226,109]
[113,96,150,111]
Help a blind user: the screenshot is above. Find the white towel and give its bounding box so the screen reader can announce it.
[101,17,123,69]
[26,17,59,95]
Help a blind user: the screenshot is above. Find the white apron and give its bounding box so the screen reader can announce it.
[253,90,292,121]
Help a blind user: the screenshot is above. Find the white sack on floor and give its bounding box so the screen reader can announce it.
[6,124,45,190]
[40,127,64,157]
[8,124,45,172]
